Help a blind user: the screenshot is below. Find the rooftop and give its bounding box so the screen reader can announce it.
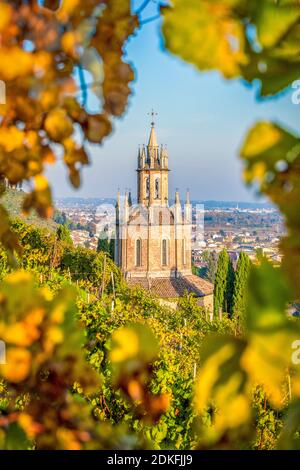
[127,274,213,298]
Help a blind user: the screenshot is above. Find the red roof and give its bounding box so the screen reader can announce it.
[127,275,213,298]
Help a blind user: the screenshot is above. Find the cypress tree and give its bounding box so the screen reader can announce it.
[206,251,218,283]
[97,228,115,259]
[232,252,251,318]
[97,227,111,255]
[214,249,234,316]
[109,238,115,260]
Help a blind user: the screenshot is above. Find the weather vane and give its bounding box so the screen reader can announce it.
[148,109,158,127]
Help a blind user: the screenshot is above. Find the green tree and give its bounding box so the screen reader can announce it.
[53,211,68,226]
[206,251,218,283]
[109,237,115,260]
[214,249,234,316]
[232,252,251,319]
[97,226,115,259]
[97,232,111,256]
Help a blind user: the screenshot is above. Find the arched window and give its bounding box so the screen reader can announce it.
[159,210,163,226]
[135,239,142,267]
[182,238,186,266]
[162,239,168,266]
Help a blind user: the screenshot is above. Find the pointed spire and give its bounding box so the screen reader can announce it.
[184,189,192,224]
[123,191,129,223]
[147,109,158,147]
[137,145,141,168]
[161,144,168,169]
[186,189,190,205]
[116,189,121,208]
[124,190,129,206]
[174,190,182,224]
[141,145,146,163]
[128,190,132,207]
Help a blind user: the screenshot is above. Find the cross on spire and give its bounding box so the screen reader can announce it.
[148,109,158,128]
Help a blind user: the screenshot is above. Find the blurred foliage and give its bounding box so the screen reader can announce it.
[1,0,300,451]
[0,0,138,252]
[0,217,294,449]
[162,0,300,95]
[0,270,102,449]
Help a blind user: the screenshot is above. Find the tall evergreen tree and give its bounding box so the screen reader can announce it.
[97,226,114,259]
[97,233,110,255]
[206,251,218,283]
[109,238,115,260]
[214,249,234,316]
[232,252,251,318]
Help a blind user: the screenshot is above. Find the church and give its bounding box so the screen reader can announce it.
[114,116,213,310]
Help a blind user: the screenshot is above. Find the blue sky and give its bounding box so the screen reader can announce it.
[47,1,300,202]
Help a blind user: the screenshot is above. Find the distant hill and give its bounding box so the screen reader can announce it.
[1,188,58,231]
[193,200,274,210]
[55,197,274,211]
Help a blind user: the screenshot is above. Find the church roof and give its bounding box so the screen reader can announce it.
[126,275,213,298]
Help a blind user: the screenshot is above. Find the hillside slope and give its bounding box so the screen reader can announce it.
[1,187,57,231]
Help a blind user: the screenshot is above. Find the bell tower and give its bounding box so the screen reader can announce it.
[116,112,192,279]
[137,110,169,206]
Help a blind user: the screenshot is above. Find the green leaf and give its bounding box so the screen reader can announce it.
[241,261,300,408]
[246,260,291,331]
[162,0,248,78]
[252,1,300,48]
[240,121,299,183]
[278,399,300,449]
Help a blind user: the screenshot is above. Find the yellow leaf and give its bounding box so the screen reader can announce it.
[44,108,73,142]
[195,343,234,413]
[0,348,31,383]
[3,322,40,347]
[34,175,49,192]
[61,31,81,58]
[0,47,33,81]
[57,0,81,21]
[162,0,248,78]
[110,327,139,363]
[0,127,25,152]
[241,122,282,159]
[0,3,12,32]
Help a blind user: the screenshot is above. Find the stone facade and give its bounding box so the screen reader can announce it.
[115,120,213,309]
